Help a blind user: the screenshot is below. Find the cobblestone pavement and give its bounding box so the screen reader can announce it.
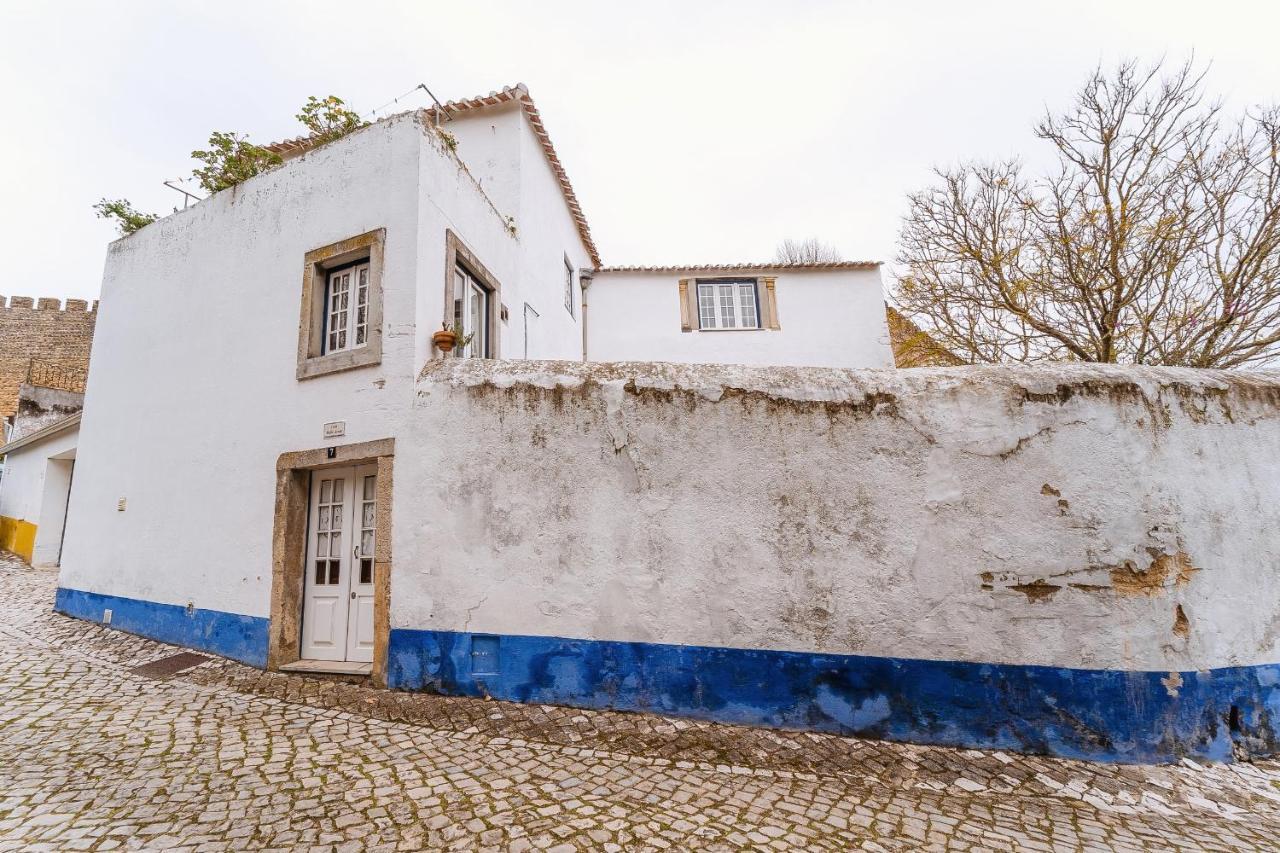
[2,557,1279,851]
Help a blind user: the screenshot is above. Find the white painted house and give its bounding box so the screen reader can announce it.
[0,413,78,567]
[587,264,891,368]
[52,85,1278,764]
[56,85,890,677]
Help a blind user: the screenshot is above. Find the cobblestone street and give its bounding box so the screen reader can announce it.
[1,557,1278,851]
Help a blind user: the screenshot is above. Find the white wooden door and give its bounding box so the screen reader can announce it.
[345,467,378,663]
[301,465,377,662]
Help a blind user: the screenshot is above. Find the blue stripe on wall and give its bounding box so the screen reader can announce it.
[387,628,1280,764]
[55,587,269,668]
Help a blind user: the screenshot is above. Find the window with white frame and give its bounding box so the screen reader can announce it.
[324,262,371,354]
[564,257,575,317]
[453,265,490,358]
[696,279,760,330]
[296,228,384,381]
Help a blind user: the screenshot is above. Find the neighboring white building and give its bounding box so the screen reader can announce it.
[587,264,892,368]
[0,412,78,566]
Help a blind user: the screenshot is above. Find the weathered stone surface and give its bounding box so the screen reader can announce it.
[0,297,95,418]
[4,554,1280,849]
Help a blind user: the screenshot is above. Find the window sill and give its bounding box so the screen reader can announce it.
[694,327,768,333]
[296,345,381,381]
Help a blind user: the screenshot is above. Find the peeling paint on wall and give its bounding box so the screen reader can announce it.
[393,359,1280,762]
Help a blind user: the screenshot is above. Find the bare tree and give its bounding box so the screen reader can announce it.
[775,238,844,264]
[893,59,1280,367]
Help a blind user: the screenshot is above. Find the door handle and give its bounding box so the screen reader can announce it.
[350,591,356,600]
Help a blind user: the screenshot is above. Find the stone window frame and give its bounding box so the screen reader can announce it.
[440,229,502,358]
[297,229,386,380]
[679,275,780,332]
[268,438,395,687]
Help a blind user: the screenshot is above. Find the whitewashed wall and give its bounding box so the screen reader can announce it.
[399,359,1280,674]
[586,269,894,369]
[0,427,77,535]
[60,113,520,617]
[447,102,592,361]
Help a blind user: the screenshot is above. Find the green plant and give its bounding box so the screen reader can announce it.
[93,198,158,236]
[448,321,474,355]
[297,95,366,146]
[436,126,458,151]
[190,131,283,194]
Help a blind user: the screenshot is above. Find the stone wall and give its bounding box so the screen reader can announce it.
[389,358,1280,762]
[0,297,96,419]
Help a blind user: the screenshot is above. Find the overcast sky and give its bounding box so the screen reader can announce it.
[4,0,1279,302]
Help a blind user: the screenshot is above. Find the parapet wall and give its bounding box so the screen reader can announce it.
[392,359,1280,763]
[0,296,97,418]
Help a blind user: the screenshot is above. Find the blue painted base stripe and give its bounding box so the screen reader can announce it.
[55,587,269,668]
[387,628,1280,764]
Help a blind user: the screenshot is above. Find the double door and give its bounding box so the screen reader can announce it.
[302,465,377,662]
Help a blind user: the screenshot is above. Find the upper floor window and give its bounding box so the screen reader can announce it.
[324,262,371,354]
[297,229,385,381]
[564,257,575,317]
[453,265,490,358]
[697,279,759,330]
[441,230,503,360]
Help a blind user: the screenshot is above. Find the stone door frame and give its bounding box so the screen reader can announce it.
[267,438,394,686]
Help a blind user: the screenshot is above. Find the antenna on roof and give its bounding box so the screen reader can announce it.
[365,83,453,127]
[163,177,204,210]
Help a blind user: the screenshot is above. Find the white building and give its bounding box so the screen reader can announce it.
[56,84,895,671]
[46,86,1280,763]
[587,264,891,368]
[0,412,78,567]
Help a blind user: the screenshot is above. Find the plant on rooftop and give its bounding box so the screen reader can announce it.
[435,126,458,151]
[190,131,283,194]
[297,95,366,147]
[93,198,159,236]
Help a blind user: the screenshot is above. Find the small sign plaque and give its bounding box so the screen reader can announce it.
[323,421,346,439]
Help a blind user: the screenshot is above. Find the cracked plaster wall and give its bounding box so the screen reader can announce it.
[397,358,1280,673]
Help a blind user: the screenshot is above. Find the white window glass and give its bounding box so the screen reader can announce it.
[564,260,575,316]
[696,280,759,330]
[315,477,348,585]
[327,271,350,352]
[738,285,758,328]
[324,263,371,354]
[354,267,369,346]
[718,285,736,327]
[454,266,489,358]
[697,284,718,329]
[358,474,377,584]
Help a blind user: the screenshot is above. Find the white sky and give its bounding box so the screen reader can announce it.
[3,0,1278,302]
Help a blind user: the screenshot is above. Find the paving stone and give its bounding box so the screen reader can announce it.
[0,555,1278,850]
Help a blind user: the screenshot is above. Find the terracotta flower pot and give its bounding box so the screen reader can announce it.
[432,328,457,353]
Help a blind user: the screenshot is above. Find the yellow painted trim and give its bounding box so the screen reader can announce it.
[0,515,36,563]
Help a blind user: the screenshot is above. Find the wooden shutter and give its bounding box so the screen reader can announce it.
[760,276,781,330]
[678,279,694,332]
